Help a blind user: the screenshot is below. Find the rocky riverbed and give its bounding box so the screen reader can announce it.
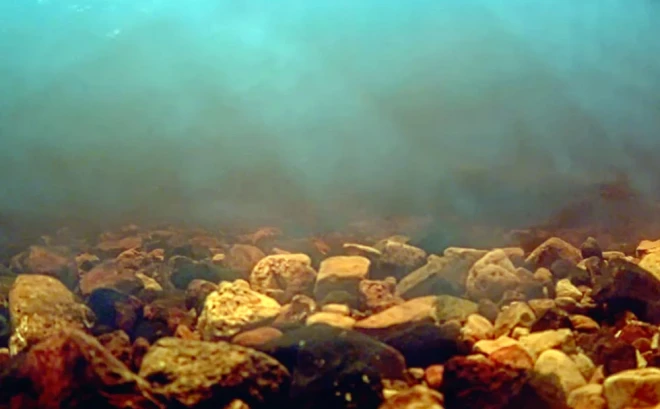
[1,220,660,409]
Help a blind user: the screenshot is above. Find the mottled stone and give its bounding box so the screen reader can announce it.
[185,279,218,313]
[9,274,93,354]
[531,349,587,409]
[494,301,537,337]
[396,252,479,300]
[490,344,535,371]
[461,313,495,344]
[139,337,290,409]
[0,328,161,409]
[197,280,281,340]
[434,295,479,324]
[567,384,606,409]
[377,240,427,280]
[442,354,529,409]
[250,254,316,303]
[97,330,133,368]
[10,245,79,290]
[580,237,603,260]
[603,368,660,409]
[359,278,403,313]
[519,329,577,360]
[466,250,521,302]
[526,237,582,269]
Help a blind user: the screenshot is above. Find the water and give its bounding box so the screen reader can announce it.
[1,0,659,231]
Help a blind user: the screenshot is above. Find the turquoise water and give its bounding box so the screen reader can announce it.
[0,1,659,228]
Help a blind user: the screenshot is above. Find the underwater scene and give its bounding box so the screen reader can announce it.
[1,0,660,408]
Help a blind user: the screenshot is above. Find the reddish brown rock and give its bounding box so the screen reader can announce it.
[225,244,266,278]
[79,260,143,296]
[424,364,444,389]
[0,328,161,409]
[10,245,78,289]
[441,354,529,409]
[489,344,535,371]
[96,330,133,368]
[232,327,283,347]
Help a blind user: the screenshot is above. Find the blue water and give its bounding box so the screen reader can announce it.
[1,0,659,229]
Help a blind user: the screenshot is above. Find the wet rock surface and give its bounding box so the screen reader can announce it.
[2,222,660,409]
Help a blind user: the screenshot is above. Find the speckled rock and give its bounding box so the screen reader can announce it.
[493,301,537,337]
[466,249,522,302]
[378,385,444,409]
[441,354,529,409]
[526,237,582,269]
[250,254,317,303]
[359,278,403,313]
[0,328,161,409]
[567,384,606,409]
[197,280,281,340]
[97,329,133,368]
[531,349,587,409]
[8,274,93,355]
[139,337,290,408]
[603,368,660,409]
[314,256,370,302]
[377,240,427,280]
